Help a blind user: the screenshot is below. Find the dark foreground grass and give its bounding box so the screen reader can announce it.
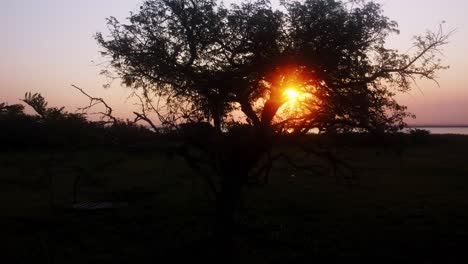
[1,135,468,263]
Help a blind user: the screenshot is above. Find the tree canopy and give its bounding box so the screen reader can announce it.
[96,0,449,135]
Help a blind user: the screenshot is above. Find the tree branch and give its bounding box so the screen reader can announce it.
[72,84,118,125]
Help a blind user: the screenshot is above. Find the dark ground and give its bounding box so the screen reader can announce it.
[1,135,468,263]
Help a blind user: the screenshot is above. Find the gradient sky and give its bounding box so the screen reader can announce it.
[1,0,467,125]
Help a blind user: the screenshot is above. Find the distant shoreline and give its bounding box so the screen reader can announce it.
[408,125,468,128]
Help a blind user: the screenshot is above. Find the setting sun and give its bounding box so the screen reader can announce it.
[284,88,300,101]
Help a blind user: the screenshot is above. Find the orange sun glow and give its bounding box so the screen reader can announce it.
[284,88,300,101]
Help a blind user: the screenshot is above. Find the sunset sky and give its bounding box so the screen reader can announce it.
[1,0,467,125]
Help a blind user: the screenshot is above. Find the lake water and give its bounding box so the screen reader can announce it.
[411,127,468,135]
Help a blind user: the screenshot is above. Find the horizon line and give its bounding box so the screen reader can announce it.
[408,124,468,127]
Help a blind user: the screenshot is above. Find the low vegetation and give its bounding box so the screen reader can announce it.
[1,134,468,263]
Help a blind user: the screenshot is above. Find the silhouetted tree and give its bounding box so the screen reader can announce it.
[0,102,35,149]
[95,0,450,260]
[1,92,155,150]
[0,102,25,116]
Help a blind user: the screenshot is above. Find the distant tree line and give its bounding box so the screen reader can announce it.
[1,91,437,152]
[0,93,156,150]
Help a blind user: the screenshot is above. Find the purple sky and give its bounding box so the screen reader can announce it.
[1,0,467,125]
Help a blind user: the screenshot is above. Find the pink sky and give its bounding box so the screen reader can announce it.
[1,0,467,125]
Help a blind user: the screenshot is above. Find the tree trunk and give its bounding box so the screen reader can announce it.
[212,128,270,262]
[214,168,245,263]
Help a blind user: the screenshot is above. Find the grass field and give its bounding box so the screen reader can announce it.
[1,135,468,263]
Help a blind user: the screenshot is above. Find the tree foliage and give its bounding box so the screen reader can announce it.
[96,0,449,135]
[0,93,154,150]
